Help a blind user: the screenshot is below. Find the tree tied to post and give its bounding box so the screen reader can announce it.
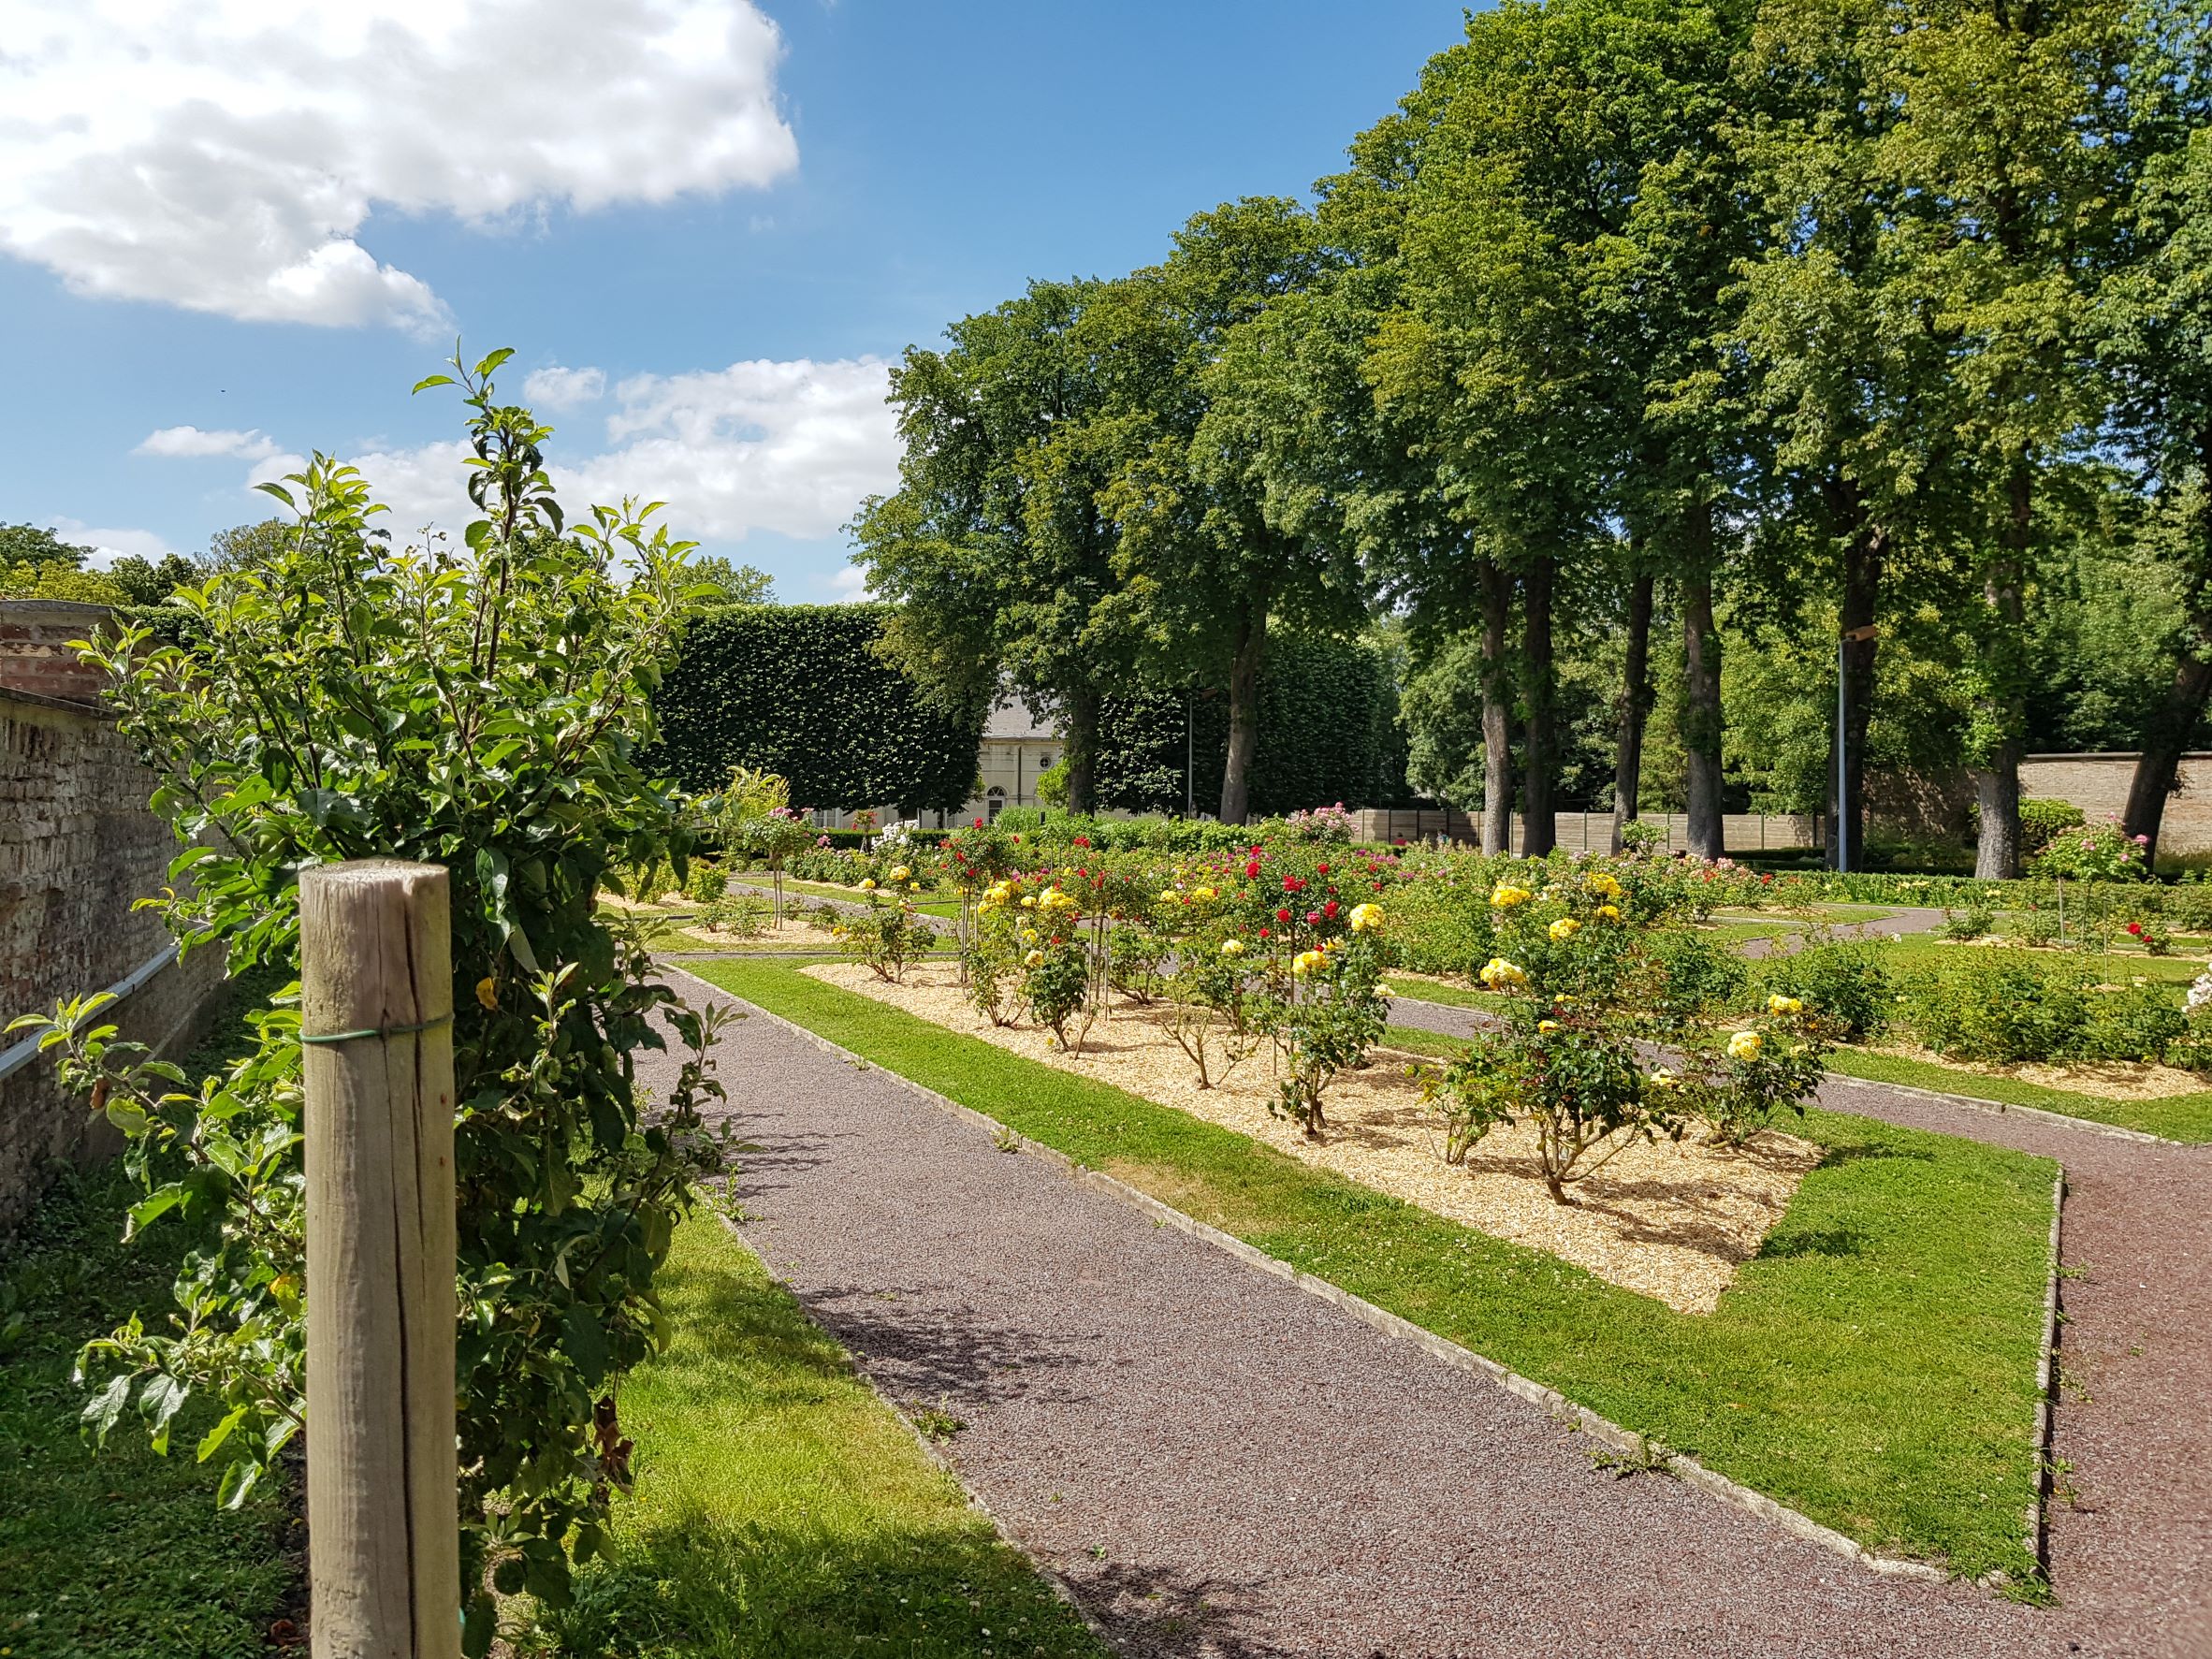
[12,346,732,1650]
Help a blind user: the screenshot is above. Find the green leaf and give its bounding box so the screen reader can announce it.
[82,1373,131,1446]
[196,1404,248,1463]
[413,373,458,393]
[126,1186,184,1237]
[560,1303,611,1388]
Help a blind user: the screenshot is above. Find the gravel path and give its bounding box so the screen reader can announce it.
[641,966,2204,1658]
[1732,904,1951,959]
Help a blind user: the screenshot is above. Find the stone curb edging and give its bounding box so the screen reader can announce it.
[2028,1173,2066,1574]
[704,1208,1123,1652]
[664,962,1995,1593]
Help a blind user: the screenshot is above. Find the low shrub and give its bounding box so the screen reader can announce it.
[1940,905,1996,941]
[2078,981,2189,1064]
[1259,930,1390,1140]
[1761,942,1894,1041]
[1899,953,2090,1063]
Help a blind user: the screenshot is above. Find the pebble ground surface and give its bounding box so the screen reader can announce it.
[644,965,2208,1659]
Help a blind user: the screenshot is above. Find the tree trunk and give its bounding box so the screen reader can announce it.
[1681,506,1724,861]
[1827,475,1886,872]
[1972,463,2032,880]
[1062,687,1100,817]
[1610,566,1654,853]
[1520,556,1558,857]
[2121,429,2212,866]
[1217,599,1267,825]
[2124,656,2212,868]
[1478,560,1515,856]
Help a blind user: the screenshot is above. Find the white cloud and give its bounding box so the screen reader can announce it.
[826,566,871,603]
[44,517,182,568]
[136,425,282,461]
[211,356,897,552]
[523,365,607,411]
[573,357,899,542]
[0,1,798,330]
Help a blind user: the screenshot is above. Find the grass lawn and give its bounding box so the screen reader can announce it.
[695,956,2059,1585]
[0,1182,294,1659]
[1860,934,2205,983]
[729,876,961,919]
[530,1211,1104,1658]
[1381,976,1506,1013]
[1826,1046,2212,1142]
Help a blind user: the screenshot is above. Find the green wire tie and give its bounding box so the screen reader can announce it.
[300,1011,455,1046]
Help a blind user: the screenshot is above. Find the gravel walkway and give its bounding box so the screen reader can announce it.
[640,966,2205,1658]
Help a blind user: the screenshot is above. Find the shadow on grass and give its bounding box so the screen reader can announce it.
[552,1512,1099,1659]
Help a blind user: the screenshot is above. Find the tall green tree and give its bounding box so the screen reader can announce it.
[1873,0,2129,875]
[855,280,1169,813]
[1100,197,1369,822]
[2110,4,2212,860]
[1733,0,1945,868]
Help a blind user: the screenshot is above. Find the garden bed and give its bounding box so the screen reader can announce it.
[808,962,1817,1313]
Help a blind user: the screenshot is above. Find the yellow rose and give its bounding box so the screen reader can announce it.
[1590,871,1623,898]
[1220,939,1246,957]
[1021,895,1037,909]
[1292,949,1328,977]
[1348,902,1384,932]
[1549,917,1581,941]
[1478,956,1528,990]
[859,877,877,891]
[1025,949,1046,968]
[1159,889,1183,905]
[1767,994,1803,1015]
[1490,883,1531,910]
[1647,1068,1678,1090]
[889,866,911,882]
[1727,1030,1764,1061]
[1537,1018,1559,1033]
[1022,928,1039,944]
[1192,884,1217,902]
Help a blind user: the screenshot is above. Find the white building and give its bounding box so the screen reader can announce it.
[809,697,1065,832]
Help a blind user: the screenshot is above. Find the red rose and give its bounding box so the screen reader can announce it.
[1304,910,1319,925]
[1073,836,1090,848]
[1277,907,1292,923]
[1324,899,1339,919]
[1259,926,1272,939]
[1317,862,1329,875]
[1245,860,1262,879]
[2128,922,2144,937]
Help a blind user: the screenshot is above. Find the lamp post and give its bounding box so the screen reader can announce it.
[1837,622,1879,872]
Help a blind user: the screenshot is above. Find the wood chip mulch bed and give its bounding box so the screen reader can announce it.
[806,961,1819,1314]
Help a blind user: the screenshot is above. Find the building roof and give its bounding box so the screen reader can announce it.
[984,697,1059,742]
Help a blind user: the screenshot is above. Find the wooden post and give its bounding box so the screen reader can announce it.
[301,861,461,1659]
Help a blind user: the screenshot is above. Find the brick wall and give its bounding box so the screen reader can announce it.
[0,602,227,1237]
[2018,752,2212,854]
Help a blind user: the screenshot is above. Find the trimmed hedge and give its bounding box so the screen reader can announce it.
[1096,634,1413,817]
[650,604,982,810]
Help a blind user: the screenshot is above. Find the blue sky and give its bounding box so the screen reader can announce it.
[3,2,1471,603]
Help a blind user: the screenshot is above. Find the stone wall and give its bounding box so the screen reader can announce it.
[2016,752,2212,854]
[1354,807,1821,854]
[0,601,227,1238]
